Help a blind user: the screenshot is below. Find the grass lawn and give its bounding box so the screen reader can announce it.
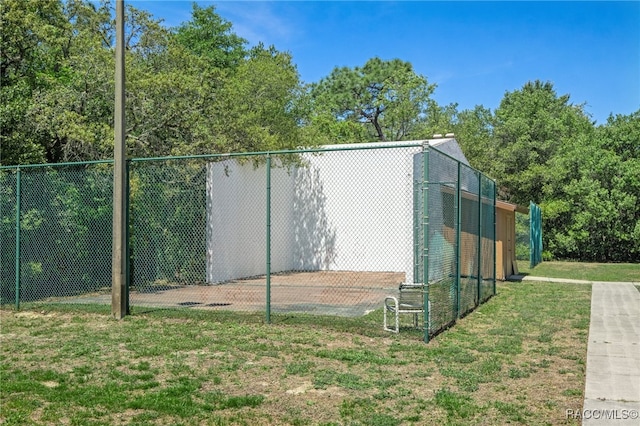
[1,281,590,425]
[516,261,640,282]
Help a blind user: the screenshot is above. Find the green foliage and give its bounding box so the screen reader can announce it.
[19,166,113,298]
[309,57,436,142]
[0,0,68,164]
[173,3,247,69]
[210,44,308,153]
[600,110,640,158]
[492,80,594,204]
[129,160,207,285]
[453,80,639,262]
[541,116,640,261]
[2,0,637,263]
[1,0,307,165]
[452,105,496,174]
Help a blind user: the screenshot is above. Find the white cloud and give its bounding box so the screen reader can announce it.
[212,1,298,46]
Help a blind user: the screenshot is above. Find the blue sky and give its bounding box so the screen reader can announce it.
[128,1,640,125]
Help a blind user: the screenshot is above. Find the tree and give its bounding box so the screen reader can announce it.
[451,105,496,174]
[543,116,640,262]
[0,0,69,164]
[598,111,640,158]
[208,44,308,154]
[172,3,247,70]
[491,80,593,204]
[464,81,635,262]
[309,57,436,142]
[0,0,309,163]
[0,0,170,164]
[26,0,116,163]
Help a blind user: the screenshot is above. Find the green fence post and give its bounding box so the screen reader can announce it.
[493,184,497,295]
[265,154,272,324]
[455,162,461,319]
[125,160,131,315]
[14,168,21,310]
[422,145,430,343]
[413,176,420,283]
[477,173,482,306]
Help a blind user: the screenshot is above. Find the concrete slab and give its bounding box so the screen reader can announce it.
[583,282,640,425]
[584,370,640,401]
[521,275,591,284]
[586,341,640,360]
[584,355,640,378]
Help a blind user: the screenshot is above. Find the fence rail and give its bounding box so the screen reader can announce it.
[1,142,496,342]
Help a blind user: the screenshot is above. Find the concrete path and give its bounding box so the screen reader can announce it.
[582,282,640,425]
[520,275,592,284]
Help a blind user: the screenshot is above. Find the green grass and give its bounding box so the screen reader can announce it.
[517,260,640,282]
[1,281,591,425]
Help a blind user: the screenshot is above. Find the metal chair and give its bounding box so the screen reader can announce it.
[384,283,430,333]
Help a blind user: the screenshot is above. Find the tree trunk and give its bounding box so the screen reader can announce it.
[372,110,386,141]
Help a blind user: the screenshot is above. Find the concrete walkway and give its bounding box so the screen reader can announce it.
[508,276,640,423]
[582,282,640,425]
[520,275,592,284]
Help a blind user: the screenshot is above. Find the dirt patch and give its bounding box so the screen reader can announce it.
[123,271,404,316]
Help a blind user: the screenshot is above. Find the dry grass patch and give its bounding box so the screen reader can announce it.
[1,281,590,425]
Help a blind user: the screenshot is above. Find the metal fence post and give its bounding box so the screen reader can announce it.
[455,162,461,319]
[477,173,482,306]
[14,168,21,310]
[493,185,497,295]
[265,154,272,324]
[422,145,430,343]
[413,175,420,283]
[125,159,131,315]
[530,201,543,268]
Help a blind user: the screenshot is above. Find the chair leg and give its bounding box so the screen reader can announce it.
[383,297,399,333]
[383,306,388,331]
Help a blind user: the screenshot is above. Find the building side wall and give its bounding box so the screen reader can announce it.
[495,207,516,280]
[206,161,296,283]
[205,147,421,284]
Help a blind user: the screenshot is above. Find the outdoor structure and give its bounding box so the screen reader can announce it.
[496,201,529,280]
[205,137,469,286]
[1,137,497,342]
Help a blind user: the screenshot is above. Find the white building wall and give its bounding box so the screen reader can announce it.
[292,147,420,280]
[206,140,466,284]
[206,160,295,283]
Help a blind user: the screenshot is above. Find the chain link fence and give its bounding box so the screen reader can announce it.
[516,209,531,264]
[418,147,497,338]
[1,141,496,341]
[127,145,424,317]
[1,162,113,307]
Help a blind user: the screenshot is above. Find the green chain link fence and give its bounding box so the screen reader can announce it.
[418,146,496,340]
[1,142,496,342]
[1,162,113,307]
